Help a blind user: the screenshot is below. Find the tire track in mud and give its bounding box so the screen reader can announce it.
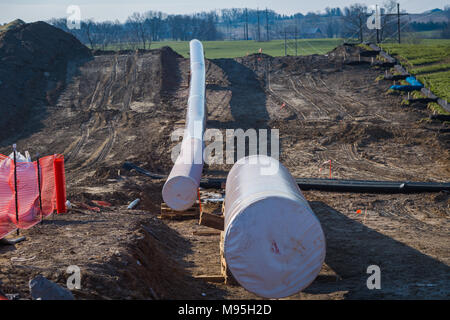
[261,59,304,120]
[311,75,443,180]
[83,54,131,168]
[65,122,89,164]
[263,72,304,120]
[266,84,305,120]
[64,58,113,166]
[288,78,329,119]
[122,53,138,111]
[315,76,388,122]
[92,122,116,164]
[299,74,353,120]
[74,55,121,168]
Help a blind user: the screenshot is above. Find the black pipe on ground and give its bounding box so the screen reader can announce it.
[122,162,450,194]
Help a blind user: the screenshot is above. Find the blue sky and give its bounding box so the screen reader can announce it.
[0,0,448,24]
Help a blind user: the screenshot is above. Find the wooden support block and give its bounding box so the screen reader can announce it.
[159,202,200,220]
[199,211,224,230]
[193,275,225,283]
[220,231,238,286]
[193,230,221,236]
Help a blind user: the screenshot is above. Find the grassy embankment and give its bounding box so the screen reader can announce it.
[381,40,450,115]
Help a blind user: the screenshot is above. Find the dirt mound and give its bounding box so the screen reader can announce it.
[236,46,357,75]
[160,46,183,93]
[0,19,25,33]
[329,44,362,57]
[0,21,91,142]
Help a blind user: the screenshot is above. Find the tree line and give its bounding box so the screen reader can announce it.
[48,3,450,50]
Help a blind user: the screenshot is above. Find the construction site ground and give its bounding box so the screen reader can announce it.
[0,27,449,299]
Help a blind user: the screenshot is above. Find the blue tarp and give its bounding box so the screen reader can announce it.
[405,76,423,87]
[390,76,423,92]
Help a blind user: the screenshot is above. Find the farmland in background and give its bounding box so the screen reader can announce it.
[101,38,344,58]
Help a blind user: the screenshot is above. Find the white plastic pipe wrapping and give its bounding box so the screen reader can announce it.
[224,155,326,298]
[162,40,205,211]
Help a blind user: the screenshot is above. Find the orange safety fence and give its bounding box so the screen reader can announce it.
[0,154,66,239]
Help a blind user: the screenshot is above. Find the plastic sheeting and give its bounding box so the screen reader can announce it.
[162,39,206,211]
[0,154,65,239]
[223,155,326,298]
[390,76,423,92]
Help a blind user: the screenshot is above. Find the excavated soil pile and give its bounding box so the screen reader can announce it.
[0,21,91,142]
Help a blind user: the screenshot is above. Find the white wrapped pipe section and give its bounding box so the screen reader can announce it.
[162,40,206,211]
[224,155,326,298]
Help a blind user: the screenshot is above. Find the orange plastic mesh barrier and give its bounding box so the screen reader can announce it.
[54,157,66,214]
[0,154,66,239]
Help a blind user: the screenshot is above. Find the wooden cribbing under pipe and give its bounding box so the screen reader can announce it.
[159,202,199,219]
[199,211,224,230]
[197,188,202,213]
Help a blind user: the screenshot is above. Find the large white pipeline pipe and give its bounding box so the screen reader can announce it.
[162,40,206,211]
[223,155,326,298]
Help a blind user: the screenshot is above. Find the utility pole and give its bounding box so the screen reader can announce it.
[397,3,401,43]
[376,5,380,43]
[257,8,261,42]
[359,15,364,43]
[295,25,298,56]
[245,8,249,40]
[382,4,408,44]
[266,8,269,41]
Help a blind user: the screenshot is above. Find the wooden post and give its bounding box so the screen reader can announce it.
[36,153,43,224]
[199,211,224,230]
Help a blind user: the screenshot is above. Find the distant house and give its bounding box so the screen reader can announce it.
[300,27,324,39]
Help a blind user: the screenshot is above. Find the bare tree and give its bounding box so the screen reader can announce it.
[344,4,368,43]
[127,12,150,49]
[379,0,397,42]
[84,19,97,50]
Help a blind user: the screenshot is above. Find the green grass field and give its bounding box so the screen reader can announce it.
[104,39,344,59]
[381,40,450,103]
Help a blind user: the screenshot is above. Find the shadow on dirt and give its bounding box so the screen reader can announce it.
[0,57,92,150]
[0,21,93,148]
[205,59,280,164]
[208,59,269,130]
[43,219,107,226]
[307,201,450,299]
[79,218,229,300]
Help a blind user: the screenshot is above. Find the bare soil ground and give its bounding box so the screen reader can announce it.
[0,24,448,299]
